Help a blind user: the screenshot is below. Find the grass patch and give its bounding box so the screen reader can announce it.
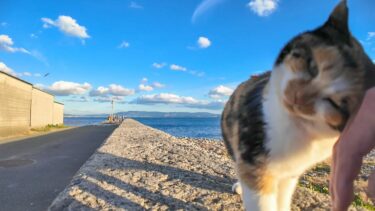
[304,182,329,194]
[353,195,375,210]
[31,124,68,132]
[299,163,375,210]
[300,182,375,210]
[311,163,331,174]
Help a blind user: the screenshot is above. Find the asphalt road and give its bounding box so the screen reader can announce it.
[0,125,117,211]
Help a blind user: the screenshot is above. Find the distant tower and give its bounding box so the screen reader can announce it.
[111,99,115,117]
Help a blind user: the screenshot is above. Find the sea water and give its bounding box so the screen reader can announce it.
[64,117,222,139]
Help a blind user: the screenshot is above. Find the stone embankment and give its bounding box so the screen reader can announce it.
[49,119,373,210]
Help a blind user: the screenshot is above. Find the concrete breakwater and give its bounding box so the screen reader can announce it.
[49,119,366,210]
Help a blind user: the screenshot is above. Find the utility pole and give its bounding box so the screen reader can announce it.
[111,99,114,117]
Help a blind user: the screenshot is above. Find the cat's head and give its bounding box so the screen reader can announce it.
[273,0,374,131]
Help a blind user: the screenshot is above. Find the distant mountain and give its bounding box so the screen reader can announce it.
[64,113,107,118]
[65,111,221,118]
[116,111,221,118]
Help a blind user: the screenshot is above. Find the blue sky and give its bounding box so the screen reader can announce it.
[1,0,374,115]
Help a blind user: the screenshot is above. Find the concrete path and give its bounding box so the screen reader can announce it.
[0,125,117,211]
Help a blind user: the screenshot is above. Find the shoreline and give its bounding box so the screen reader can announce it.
[49,119,374,210]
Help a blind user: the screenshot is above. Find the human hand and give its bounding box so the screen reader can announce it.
[368,170,375,203]
[330,88,375,211]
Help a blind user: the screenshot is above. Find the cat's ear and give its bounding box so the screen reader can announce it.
[323,0,350,36]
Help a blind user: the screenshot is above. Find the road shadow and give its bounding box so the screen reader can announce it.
[49,152,238,210]
[97,152,235,193]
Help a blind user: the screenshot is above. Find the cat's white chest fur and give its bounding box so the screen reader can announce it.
[262,73,339,178]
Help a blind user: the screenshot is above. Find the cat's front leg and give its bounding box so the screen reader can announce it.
[277,176,299,211]
[241,181,277,211]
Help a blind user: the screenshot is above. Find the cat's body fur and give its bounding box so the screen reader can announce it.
[221,1,375,211]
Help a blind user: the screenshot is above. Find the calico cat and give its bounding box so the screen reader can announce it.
[221,1,375,211]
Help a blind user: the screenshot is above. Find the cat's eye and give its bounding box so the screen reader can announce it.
[291,51,302,59]
[291,48,304,59]
[341,98,349,110]
[307,59,318,77]
[324,98,340,110]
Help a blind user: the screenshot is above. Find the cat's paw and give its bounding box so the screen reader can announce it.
[232,182,242,195]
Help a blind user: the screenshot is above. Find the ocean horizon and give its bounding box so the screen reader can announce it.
[64,117,222,139]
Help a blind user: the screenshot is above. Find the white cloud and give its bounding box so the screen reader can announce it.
[189,70,205,77]
[152,62,167,69]
[29,50,49,66]
[34,73,42,77]
[208,85,234,99]
[152,82,165,88]
[138,84,154,92]
[169,64,205,77]
[30,33,38,39]
[198,36,211,48]
[138,78,165,92]
[108,84,135,96]
[90,86,109,97]
[41,16,90,39]
[132,93,226,109]
[129,1,143,9]
[0,35,47,64]
[192,0,227,23]
[141,77,148,84]
[170,64,187,72]
[138,79,165,91]
[118,41,130,48]
[0,34,30,54]
[0,62,16,76]
[1,22,7,27]
[154,62,205,77]
[248,0,278,17]
[368,32,375,41]
[21,72,32,77]
[133,93,199,105]
[94,96,125,103]
[90,84,135,97]
[41,18,54,28]
[67,96,90,103]
[0,62,43,78]
[42,81,92,96]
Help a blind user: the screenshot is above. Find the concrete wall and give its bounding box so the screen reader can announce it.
[31,88,54,128]
[0,72,33,137]
[0,71,64,137]
[53,102,64,125]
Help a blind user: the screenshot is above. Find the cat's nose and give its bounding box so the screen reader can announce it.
[294,90,317,106]
[284,92,306,107]
[294,91,306,105]
[284,79,318,106]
